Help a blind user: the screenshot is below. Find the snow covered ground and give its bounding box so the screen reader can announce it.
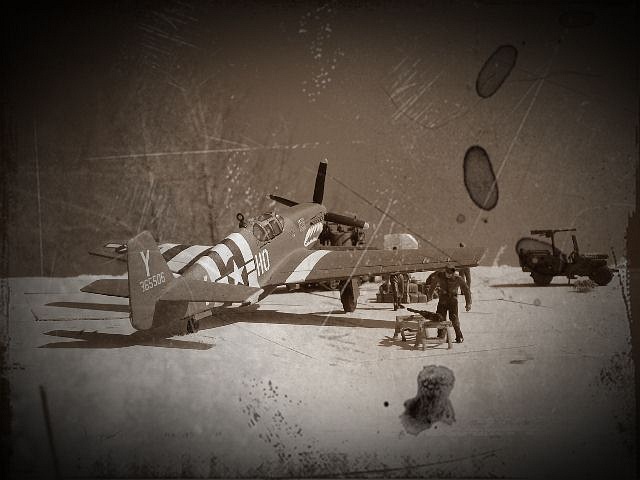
[5,266,635,478]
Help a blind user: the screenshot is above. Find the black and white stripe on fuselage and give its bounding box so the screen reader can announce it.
[180,233,260,286]
[158,233,261,310]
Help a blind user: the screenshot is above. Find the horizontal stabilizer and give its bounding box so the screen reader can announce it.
[81,279,130,298]
[89,242,128,261]
[159,278,262,304]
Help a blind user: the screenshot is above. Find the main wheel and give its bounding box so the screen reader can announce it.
[340,281,357,312]
[186,317,200,334]
[531,272,553,286]
[334,231,356,246]
[589,267,613,286]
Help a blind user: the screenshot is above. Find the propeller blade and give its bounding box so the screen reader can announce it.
[269,195,298,207]
[326,212,369,230]
[313,159,327,204]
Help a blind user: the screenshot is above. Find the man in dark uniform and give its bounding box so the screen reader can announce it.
[390,273,405,311]
[426,264,471,343]
[457,267,471,288]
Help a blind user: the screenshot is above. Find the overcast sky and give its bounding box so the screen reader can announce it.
[4,1,637,274]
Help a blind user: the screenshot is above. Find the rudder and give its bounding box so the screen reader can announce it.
[127,231,174,330]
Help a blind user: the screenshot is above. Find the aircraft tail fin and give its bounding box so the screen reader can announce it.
[126,231,175,330]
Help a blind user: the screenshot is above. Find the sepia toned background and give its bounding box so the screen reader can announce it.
[2,1,636,276]
[1,1,638,479]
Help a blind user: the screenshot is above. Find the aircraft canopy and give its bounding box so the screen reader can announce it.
[251,212,285,242]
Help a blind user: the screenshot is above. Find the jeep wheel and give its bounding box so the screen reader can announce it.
[531,272,553,286]
[589,267,613,286]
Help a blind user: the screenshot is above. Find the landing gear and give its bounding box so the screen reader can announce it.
[531,272,553,286]
[340,278,360,312]
[186,316,200,334]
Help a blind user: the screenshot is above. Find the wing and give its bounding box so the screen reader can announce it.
[90,242,215,274]
[270,246,486,285]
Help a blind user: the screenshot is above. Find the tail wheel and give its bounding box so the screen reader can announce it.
[340,281,358,312]
[531,272,553,286]
[589,267,613,286]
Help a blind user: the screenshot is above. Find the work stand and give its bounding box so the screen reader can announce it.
[393,315,453,350]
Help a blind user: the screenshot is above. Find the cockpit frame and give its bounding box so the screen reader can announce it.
[251,212,285,243]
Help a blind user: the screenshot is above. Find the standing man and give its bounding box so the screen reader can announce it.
[390,273,405,311]
[426,264,471,343]
[457,267,471,288]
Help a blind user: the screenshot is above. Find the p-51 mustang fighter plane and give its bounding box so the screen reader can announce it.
[83,160,485,333]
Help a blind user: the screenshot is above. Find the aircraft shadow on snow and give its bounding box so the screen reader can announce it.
[46,301,130,313]
[40,302,397,350]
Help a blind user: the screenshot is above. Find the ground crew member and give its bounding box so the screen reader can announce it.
[426,264,471,343]
[458,267,471,288]
[402,273,410,295]
[390,273,405,311]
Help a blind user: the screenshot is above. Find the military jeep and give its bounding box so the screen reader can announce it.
[516,229,616,286]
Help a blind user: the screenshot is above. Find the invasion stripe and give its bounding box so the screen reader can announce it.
[284,250,331,283]
[159,243,179,254]
[209,244,234,284]
[226,232,253,261]
[208,250,227,278]
[167,245,213,273]
[161,244,189,264]
[196,256,221,282]
[211,243,233,266]
[223,233,259,287]
[221,238,245,268]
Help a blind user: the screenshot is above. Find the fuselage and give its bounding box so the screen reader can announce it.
[174,203,327,316]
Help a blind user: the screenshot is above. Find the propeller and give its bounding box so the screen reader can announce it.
[269,159,369,230]
[269,195,298,207]
[313,158,327,204]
